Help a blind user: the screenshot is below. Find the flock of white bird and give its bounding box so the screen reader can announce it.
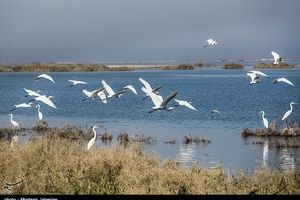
[7,39,297,150]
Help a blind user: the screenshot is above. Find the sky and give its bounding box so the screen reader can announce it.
[0,0,300,63]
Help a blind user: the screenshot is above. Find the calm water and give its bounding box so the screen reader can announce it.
[0,69,300,171]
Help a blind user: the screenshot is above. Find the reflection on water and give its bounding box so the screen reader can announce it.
[262,140,269,168]
[278,148,296,172]
[177,143,197,166]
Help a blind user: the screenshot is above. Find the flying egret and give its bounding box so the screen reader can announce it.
[87,126,99,151]
[271,51,283,64]
[211,109,223,119]
[68,80,88,87]
[36,105,43,121]
[273,77,294,86]
[101,80,131,99]
[247,72,260,85]
[203,39,218,47]
[23,88,41,97]
[174,99,197,111]
[282,102,296,127]
[260,111,269,130]
[139,78,163,100]
[143,88,179,113]
[248,70,268,77]
[31,95,57,109]
[8,114,19,129]
[34,74,55,83]
[122,85,137,95]
[82,87,106,102]
[11,102,34,111]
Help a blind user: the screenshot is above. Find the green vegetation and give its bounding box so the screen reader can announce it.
[253,63,294,69]
[223,63,244,69]
[0,135,299,194]
[160,64,195,70]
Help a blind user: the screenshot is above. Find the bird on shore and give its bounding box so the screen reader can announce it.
[30,95,57,109]
[23,88,41,97]
[260,111,269,130]
[34,74,55,83]
[10,102,34,111]
[271,51,283,64]
[36,105,43,121]
[174,99,197,111]
[282,102,296,127]
[139,77,163,100]
[273,77,294,86]
[68,80,88,87]
[247,72,260,85]
[203,39,218,47]
[143,88,178,113]
[8,114,20,129]
[87,126,99,151]
[211,109,223,119]
[82,88,107,103]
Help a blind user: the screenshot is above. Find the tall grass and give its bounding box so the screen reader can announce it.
[0,136,299,194]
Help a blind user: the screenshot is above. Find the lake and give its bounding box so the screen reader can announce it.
[0,69,299,172]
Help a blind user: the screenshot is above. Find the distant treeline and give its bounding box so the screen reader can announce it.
[0,63,135,72]
[253,62,295,69]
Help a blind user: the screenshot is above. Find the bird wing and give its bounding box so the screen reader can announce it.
[249,70,268,77]
[277,78,294,86]
[36,96,57,109]
[82,89,92,97]
[139,78,153,91]
[97,91,107,103]
[102,80,115,97]
[271,51,280,61]
[206,39,213,44]
[37,74,55,83]
[247,72,257,81]
[182,101,197,111]
[123,85,137,94]
[24,88,41,97]
[160,91,179,108]
[69,80,87,84]
[144,89,163,108]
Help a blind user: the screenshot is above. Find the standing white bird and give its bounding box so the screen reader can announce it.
[273,77,294,86]
[248,70,268,77]
[82,87,106,102]
[203,39,218,47]
[142,88,178,113]
[174,99,197,111]
[24,88,41,97]
[139,77,163,100]
[282,102,296,124]
[8,114,20,129]
[247,72,260,85]
[87,126,99,151]
[11,102,34,111]
[271,51,283,64]
[36,105,43,121]
[68,80,88,87]
[260,111,269,129]
[31,95,57,109]
[34,74,55,83]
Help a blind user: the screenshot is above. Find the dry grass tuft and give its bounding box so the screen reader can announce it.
[0,136,299,194]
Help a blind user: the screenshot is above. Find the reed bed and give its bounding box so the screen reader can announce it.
[0,136,299,194]
[253,63,294,69]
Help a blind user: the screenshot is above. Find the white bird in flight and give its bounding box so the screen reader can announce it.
[8,113,20,129]
[101,80,136,99]
[248,70,268,77]
[273,77,294,86]
[143,88,178,113]
[271,51,283,64]
[259,111,269,129]
[139,77,163,100]
[34,74,55,83]
[174,99,197,111]
[82,87,106,102]
[68,80,88,87]
[36,105,43,121]
[282,102,296,122]
[31,95,57,109]
[24,88,41,97]
[82,88,107,103]
[203,39,218,47]
[11,102,34,111]
[87,126,99,151]
[122,85,137,95]
[247,72,260,85]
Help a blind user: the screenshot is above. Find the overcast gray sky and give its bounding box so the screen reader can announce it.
[0,0,299,63]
